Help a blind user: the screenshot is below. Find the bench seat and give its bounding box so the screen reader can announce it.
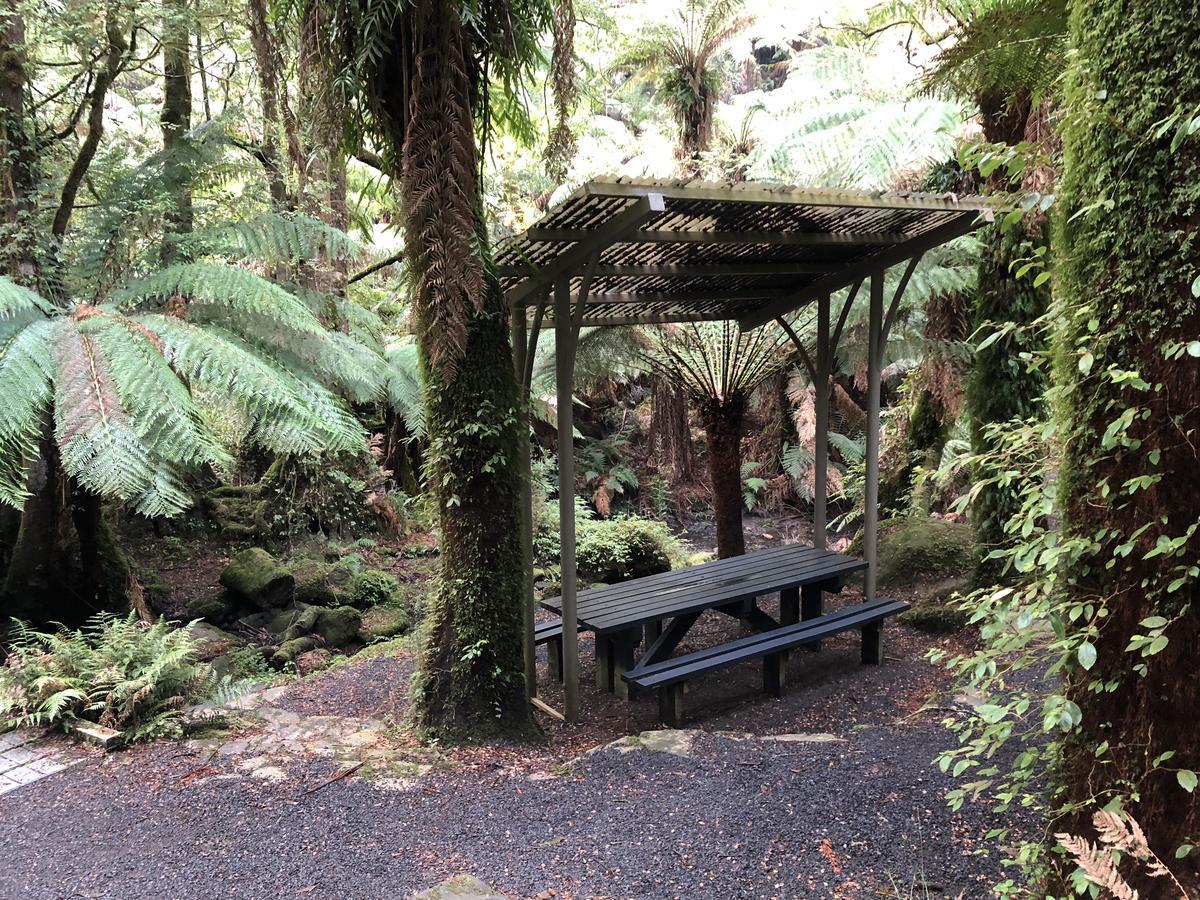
[623,598,909,725]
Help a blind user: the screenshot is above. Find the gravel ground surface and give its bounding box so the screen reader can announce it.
[0,723,1017,900]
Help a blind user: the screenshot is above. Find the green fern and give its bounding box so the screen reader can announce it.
[0,613,234,742]
[181,212,363,264]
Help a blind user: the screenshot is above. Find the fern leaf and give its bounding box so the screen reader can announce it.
[113,262,326,337]
[182,212,363,264]
[79,311,232,474]
[52,322,158,502]
[0,319,58,507]
[0,276,55,324]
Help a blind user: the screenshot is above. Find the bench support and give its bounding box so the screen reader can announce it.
[862,621,883,665]
[637,611,702,669]
[611,629,639,700]
[802,584,824,651]
[763,653,785,698]
[659,684,685,726]
[547,637,564,682]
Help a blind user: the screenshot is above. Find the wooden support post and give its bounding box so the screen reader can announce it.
[813,293,831,550]
[780,587,799,626]
[547,638,563,682]
[555,279,580,721]
[511,304,537,698]
[862,622,883,665]
[660,684,684,726]
[864,271,883,602]
[763,654,785,698]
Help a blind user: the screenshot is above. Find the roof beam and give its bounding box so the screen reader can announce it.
[505,192,665,305]
[737,212,982,331]
[523,228,907,247]
[501,261,835,278]
[581,287,788,305]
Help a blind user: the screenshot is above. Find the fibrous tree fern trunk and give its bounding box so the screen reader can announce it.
[350,0,532,738]
[1054,1,1199,888]
[698,395,745,558]
[649,376,695,484]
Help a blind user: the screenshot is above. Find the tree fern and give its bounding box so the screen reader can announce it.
[385,340,427,440]
[181,212,363,264]
[0,318,56,506]
[113,262,327,337]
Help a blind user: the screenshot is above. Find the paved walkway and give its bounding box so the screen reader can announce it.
[0,730,83,795]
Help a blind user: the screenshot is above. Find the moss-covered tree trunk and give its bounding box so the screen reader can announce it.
[370,0,532,739]
[698,395,746,558]
[1055,0,1199,887]
[967,221,1048,574]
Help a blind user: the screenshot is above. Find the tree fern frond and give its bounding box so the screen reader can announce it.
[78,311,232,473]
[143,315,365,456]
[113,262,326,337]
[52,323,158,502]
[0,319,58,507]
[0,276,55,324]
[182,212,363,264]
[384,341,426,439]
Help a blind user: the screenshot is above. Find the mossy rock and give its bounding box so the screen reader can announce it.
[269,602,320,641]
[359,605,412,642]
[350,569,400,608]
[185,592,238,625]
[272,636,318,668]
[219,548,294,609]
[313,605,362,647]
[899,603,970,634]
[870,517,974,589]
[291,557,335,605]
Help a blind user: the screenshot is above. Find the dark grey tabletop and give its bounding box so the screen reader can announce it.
[541,542,867,634]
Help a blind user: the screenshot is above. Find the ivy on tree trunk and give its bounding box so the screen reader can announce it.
[1054,0,1200,886]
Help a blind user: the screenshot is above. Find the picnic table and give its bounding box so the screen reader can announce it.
[541,542,871,702]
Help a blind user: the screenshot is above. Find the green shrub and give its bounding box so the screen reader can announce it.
[351,569,400,607]
[0,614,233,743]
[575,516,684,584]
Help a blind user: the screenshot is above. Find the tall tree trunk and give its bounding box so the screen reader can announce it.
[161,0,193,248]
[360,0,531,738]
[649,375,695,484]
[968,93,1050,581]
[246,0,290,209]
[698,395,746,558]
[1055,0,1199,889]
[0,3,38,283]
[52,5,129,240]
[296,0,349,296]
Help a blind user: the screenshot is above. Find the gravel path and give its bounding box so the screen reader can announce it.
[0,718,1022,899]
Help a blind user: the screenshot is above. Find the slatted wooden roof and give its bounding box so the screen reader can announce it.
[498,177,997,330]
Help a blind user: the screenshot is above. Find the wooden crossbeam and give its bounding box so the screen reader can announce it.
[505,193,665,304]
[737,212,982,330]
[501,261,836,278]
[523,228,907,247]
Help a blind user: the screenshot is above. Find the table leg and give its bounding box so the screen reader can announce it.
[644,619,663,647]
[639,611,702,667]
[611,628,639,700]
[595,635,612,691]
[802,584,824,651]
[780,587,799,626]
